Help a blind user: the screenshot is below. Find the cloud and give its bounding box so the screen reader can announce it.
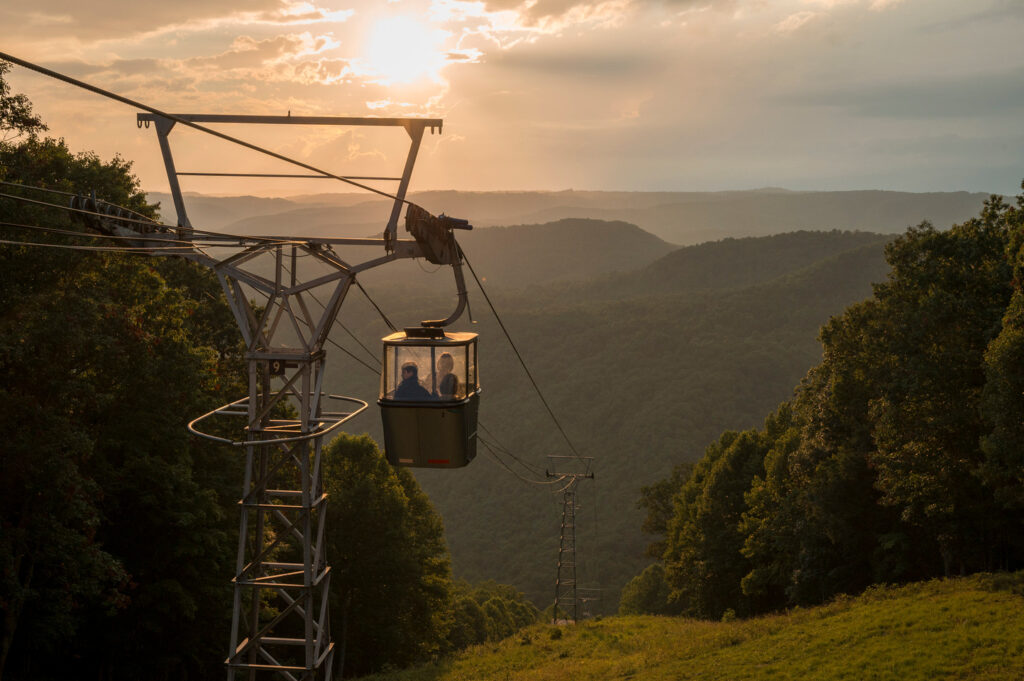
[451,0,629,32]
[775,10,818,32]
[868,0,905,9]
[7,0,1024,198]
[0,0,354,52]
[187,33,339,71]
[786,68,1024,120]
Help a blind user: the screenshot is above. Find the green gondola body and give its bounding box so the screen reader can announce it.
[378,329,479,468]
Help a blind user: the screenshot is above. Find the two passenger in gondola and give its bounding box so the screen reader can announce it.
[393,354,460,401]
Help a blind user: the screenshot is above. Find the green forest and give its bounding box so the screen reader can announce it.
[621,192,1024,619]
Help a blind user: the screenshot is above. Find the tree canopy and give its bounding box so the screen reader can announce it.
[630,189,1024,618]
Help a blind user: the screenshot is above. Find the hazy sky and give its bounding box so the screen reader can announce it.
[3,0,1024,196]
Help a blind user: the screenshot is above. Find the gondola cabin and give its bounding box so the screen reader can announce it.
[379,327,479,468]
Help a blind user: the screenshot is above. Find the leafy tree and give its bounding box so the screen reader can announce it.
[618,563,672,615]
[869,213,1014,575]
[0,67,244,680]
[637,461,694,558]
[447,595,488,650]
[446,580,538,648]
[0,60,46,143]
[663,428,767,619]
[323,434,453,677]
[978,189,1024,517]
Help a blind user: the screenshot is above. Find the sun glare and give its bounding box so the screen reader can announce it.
[361,15,448,85]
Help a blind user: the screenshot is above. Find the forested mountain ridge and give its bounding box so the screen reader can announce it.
[623,192,1024,623]
[150,188,990,246]
[326,229,895,611]
[453,218,675,289]
[565,230,890,300]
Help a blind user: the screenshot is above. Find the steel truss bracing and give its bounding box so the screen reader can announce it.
[218,247,350,680]
[183,239,368,681]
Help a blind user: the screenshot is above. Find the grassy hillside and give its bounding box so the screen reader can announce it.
[357,573,1024,681]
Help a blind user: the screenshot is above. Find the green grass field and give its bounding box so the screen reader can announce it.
[359,573,1024,680]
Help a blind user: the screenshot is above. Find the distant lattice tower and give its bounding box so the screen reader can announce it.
[548,457,594,625]
[554,486,579,623]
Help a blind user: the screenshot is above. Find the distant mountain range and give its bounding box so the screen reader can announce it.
[289,217,896,611]
[148,188,991,245]
[143,187,986,609]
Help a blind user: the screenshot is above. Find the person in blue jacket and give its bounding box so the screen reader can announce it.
[394,361,432,400]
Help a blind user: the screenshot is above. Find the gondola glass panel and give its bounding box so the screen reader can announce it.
[379,329,479,468]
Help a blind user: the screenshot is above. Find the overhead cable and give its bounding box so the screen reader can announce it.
[0,189,304,247]
[459,246,584,461]
[353,279,398,333]
[0,233,197,253]
[480,439,567,487]
[0,52,417,206]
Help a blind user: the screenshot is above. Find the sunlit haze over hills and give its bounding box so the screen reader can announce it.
[3,0,1023,197]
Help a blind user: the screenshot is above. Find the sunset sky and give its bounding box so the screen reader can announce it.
[2,0,1023,197]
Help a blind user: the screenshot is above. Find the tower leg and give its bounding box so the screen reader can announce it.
[225,358,334,680]
[553,489,577,624]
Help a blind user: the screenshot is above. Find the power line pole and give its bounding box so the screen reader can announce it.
[547,457,594,625]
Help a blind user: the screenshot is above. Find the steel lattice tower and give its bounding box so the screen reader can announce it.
[553,486,579,623]
[547,457,594,625]
[83,109,458,680]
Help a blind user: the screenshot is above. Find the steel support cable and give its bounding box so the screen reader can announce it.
[326,302,383,367]
[459,246,584,461]
[324,332,381,375]
[0,221,169,242]
[0,179,158,222]
[0,190,165,231]
[480,438,566,487]
[482,438,547,479]
[278,259,383,373]
[352,278,398,333]
[0,217,252,253]
[0,52,419,207]
[0,190,303,246]
[477,423,547,477]
[0,179,80,196]
[0,233,199,253]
